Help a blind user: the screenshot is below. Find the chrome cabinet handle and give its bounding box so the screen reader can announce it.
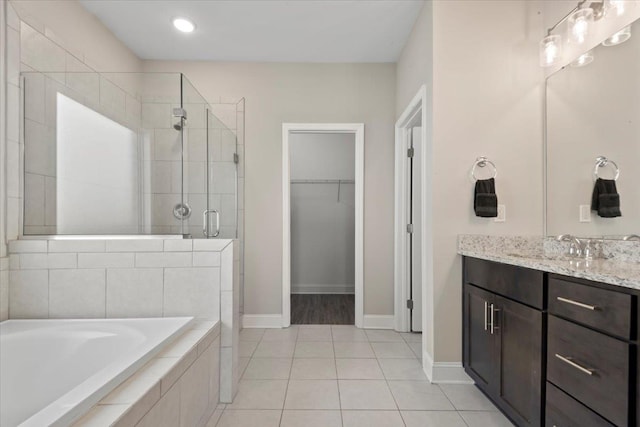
[203,209,220,238]
[556,296,597,311]
[555,353,594,376]
[484,301,488,331]
[490,304,499,334]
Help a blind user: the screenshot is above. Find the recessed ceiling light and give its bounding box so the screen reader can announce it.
[173,17,195,33]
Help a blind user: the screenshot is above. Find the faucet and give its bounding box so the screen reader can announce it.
[556,234,584,258]
[623,234,640,241]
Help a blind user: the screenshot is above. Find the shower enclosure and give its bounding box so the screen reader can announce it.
[20,71,243,239]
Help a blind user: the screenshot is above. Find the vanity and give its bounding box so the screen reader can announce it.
[460,239,640,427]
[459,10,640,426]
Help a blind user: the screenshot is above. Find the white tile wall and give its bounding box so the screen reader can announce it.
[9,269,48,318]
[78,253,135,268]
[49,269,106,318]
[0,258,9,320]
[8,238,234,321]
[106,268,163,318]
[164,267,220,318]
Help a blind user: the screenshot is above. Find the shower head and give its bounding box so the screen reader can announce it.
[172,107,187,131]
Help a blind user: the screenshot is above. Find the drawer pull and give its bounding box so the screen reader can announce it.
[556,296,597,311]
[555,353,595,376]
[484,301,488,331]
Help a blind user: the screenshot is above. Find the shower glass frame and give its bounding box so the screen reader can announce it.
[19,71,238,239]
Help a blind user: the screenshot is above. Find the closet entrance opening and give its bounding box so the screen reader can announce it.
[282,124,364,328]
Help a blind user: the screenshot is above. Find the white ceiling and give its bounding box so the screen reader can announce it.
[79,0,423,62]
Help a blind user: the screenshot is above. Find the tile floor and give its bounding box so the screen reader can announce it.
[206,325,514,427]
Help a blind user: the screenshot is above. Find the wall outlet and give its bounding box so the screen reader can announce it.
[494,204,506,222]
[579,205,591,222]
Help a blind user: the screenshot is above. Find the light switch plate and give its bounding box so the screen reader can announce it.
[495,205,506,222]
[579,205,591,222]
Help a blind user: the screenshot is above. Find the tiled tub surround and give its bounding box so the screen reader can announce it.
[73,320,221,427]
[2,317,193,427]
[458,235,640,290]
[7,238,239,403]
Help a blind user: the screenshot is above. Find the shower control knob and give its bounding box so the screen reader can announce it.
[173,203,192,220]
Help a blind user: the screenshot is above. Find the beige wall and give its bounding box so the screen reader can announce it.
[397,0,546,363]
[396,1,432,118]
[432,0,545,362]
[9,0,142,72]
[143,61,397,317]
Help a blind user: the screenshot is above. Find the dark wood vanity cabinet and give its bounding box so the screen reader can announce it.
[462,256,639,427]
[546,276,636,427]
[463,258,544,427]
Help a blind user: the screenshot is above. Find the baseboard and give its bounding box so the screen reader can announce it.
[241,314,283,329]
[291,284,355,294]
[362,314,394,329]
[423,353,473,384]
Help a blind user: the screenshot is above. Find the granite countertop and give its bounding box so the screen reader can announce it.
[458,235,640,291]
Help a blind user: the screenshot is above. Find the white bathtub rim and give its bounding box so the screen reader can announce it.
[3,317,194,427]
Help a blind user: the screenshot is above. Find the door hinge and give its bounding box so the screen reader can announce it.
[233,153,239,164]
[407,299,414,310]
[406,223,413,234]
[407,147,414,158]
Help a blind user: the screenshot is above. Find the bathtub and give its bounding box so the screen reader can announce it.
[0,317,193,427]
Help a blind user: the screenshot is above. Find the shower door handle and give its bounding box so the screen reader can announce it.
[203,209,220,238]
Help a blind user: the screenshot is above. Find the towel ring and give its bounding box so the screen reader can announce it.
[470,157,497,181]
[593,156,620,181]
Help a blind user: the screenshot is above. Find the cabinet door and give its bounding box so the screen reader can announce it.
[494,295,543,427]
[463,284,496,392]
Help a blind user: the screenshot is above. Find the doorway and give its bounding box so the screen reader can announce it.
[394,86,431,341]
[282,123,364,328]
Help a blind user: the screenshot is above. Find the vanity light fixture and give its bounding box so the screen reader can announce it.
[602,25,632,45]
[570,50,595,67]
[567,7,595,44]
[539,1,612,68]
[540,35,563,67]
[606,0,626,17]
[173,17,195,33]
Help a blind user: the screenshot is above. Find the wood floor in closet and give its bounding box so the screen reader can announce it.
[290,294,355,325]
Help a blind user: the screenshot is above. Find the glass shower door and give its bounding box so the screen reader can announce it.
[205,109,238,238]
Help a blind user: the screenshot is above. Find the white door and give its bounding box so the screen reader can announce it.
[410,126,423,332]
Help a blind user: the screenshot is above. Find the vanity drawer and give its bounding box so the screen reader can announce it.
[547,315,629,427]
[549,276,633,339]
[464,257,544,309]
[546,382,614,427]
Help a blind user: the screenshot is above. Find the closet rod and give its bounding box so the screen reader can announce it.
[290,179,355,184]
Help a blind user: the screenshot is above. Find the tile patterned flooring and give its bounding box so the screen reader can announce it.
[206,325,514,427]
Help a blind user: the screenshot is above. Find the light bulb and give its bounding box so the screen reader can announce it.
[602,26,631,46]
[570,50,594,67]
[567,8,594,45]
[540,34,562,67]
[173,18,195,33]
[606,0,626,17]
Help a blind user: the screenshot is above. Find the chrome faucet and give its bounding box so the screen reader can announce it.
[556,234,583,257]
[556,234,601,259]
[623,234,640,241]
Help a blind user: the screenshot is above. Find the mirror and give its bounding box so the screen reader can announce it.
[545,18,640,239]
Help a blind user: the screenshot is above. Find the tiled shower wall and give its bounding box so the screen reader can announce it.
[1,1,245,316]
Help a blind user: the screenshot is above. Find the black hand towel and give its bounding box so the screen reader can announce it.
[474,178,498,218]
[591,178,621,218]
